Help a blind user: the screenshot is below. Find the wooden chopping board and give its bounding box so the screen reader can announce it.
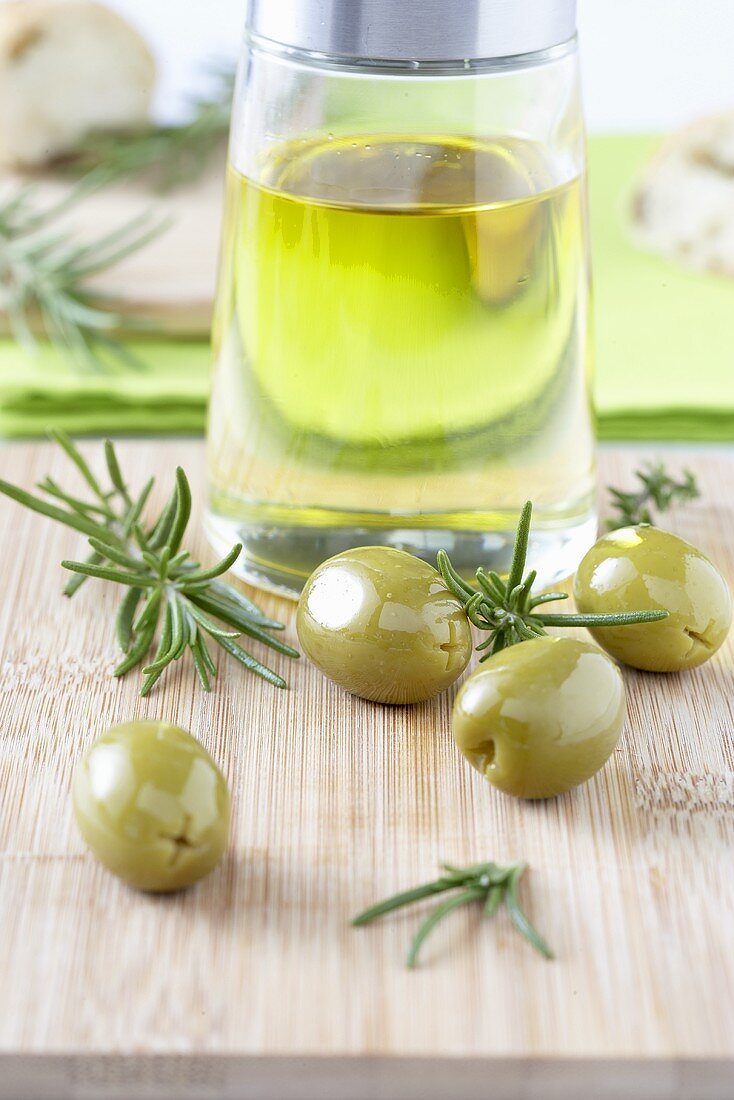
[0,440,732,1100]
[0,158,225,338]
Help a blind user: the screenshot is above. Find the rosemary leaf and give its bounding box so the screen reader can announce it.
[114,619,157,677]
[62,559,158,587]
[353,860,554,968]
[178,543,243,584]
[0,187,168,372]
[438,501,668,661]
[215,635,288,690]
[190,636,212,692]
[352,878,462,926]
[207,578,286,630]
[168,469,193,555]
[62,68,235,192]
[606,463,700,529]
[104,440,131,504]
[63,551,103,597]
[0,433,298,695]
[407,888,486,969]
[504,865,554,960]
[116,587,143,652]
[187,592,299,658]
[0,478,109,540]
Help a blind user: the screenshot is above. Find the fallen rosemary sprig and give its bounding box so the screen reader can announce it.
[353,861,553,967]
[63,68,235,192]
[0,179,168,371]
[0,432,298,695]
[437,501,668,659]
[606,462,700,529]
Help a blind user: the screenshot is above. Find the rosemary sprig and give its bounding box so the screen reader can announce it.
[353,861,553,967]
[63,68,235,192]
[0,432,298,695]
[437,501,668,660]
[606,462,700,529]
[1,67,234,367]
[0,180,168,371]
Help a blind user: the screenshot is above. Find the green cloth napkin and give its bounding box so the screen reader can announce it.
[0,135,731,440]
[0,339,210,437]
[590,135,734,442]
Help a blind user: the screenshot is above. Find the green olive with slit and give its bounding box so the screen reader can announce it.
[574,525,731,672]
[452,637,626,799]
[72,720,231,892]
[296,546,473,704]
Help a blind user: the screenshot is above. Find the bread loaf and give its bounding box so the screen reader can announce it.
[0,0,155,167]
[631,114,734,278]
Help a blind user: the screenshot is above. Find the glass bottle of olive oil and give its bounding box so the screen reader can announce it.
[207,10,595,597]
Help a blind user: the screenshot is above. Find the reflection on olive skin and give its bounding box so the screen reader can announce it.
[586,555,638,596]
[575,526,732,671]
[306,566,367,631]
[452,637,626,800]
[297,546,473,704]
[73,721,231,892]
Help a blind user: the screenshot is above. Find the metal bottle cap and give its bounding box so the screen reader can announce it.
[246,0,577,63]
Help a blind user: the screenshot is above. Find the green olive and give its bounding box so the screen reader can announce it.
[452,637,625,799]
[72,720,231,892]
[574,525,732,672]
[296,546,473,704]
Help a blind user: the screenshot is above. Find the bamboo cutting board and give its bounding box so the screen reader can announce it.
[0,441,732,1100]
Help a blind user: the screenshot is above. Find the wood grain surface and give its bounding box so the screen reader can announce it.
[0,441,732,1100]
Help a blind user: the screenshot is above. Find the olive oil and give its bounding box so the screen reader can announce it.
[206,134,595,596]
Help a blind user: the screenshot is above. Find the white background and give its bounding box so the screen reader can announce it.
[2,0,734,132]
[95,0,734,133]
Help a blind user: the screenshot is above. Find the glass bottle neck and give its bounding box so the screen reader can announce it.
[245,30,579,79]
